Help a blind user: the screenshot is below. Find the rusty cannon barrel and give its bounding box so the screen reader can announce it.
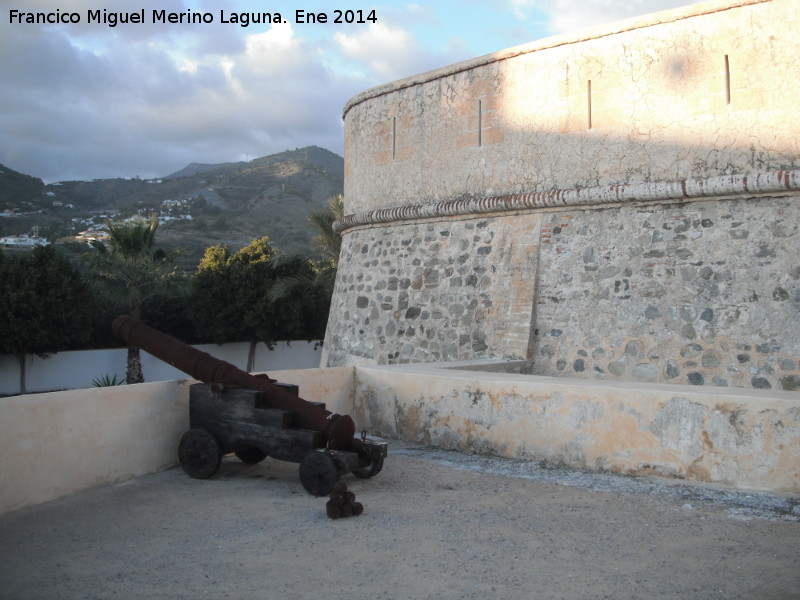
[111,314,356,450]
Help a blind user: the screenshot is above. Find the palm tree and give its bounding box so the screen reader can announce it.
[307,193,344,291]
[85,215,183,383]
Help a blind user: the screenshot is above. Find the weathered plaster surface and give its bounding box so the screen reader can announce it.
[342,0,799,212]
[0,380,191,514]
[1,362,795,512]
[353,362,800,493]
[266,366,356,418]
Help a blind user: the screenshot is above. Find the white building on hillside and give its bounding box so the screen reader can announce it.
[0,234,50,248]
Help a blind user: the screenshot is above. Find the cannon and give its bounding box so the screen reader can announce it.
[112,315,387,496]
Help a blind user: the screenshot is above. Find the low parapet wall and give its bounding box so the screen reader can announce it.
[2,362,795,514]
[354,362,800,494]
[0,367,354,514]
[0,340,323,396]
[0,380,192,514]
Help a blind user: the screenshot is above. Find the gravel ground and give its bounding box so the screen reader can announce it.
[391,441,800,523]
[1,438,798,600]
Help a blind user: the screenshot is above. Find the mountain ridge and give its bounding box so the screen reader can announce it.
[0,146,344,267]
[165,162,237,179]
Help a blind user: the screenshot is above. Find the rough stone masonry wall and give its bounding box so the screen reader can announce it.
[535,196,799,391]
[323,213,541,367]
[322,0,800,392]
[326,194,800,391]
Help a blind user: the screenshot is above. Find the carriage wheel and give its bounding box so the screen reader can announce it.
[178,428,222,479]
[353,457,384,479]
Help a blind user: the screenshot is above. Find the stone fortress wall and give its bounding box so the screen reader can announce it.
[322,0,800,392]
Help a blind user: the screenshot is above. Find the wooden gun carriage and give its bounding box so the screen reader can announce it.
[112,315,387,496]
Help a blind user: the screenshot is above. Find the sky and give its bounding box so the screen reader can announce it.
[1,0,696,183]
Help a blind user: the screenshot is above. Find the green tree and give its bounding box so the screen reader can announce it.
[190,237,329,372]
[141,293,197,344]
[84,215,184,384]
[190,237,279,371]
[268,254,332,342]
[307,193,344,312]
[0,246,94,394]
[299,193,345,337]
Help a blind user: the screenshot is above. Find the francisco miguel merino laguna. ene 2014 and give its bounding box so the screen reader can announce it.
[7,8,378,27]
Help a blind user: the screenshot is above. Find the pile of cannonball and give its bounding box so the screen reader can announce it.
[326,482,364,519]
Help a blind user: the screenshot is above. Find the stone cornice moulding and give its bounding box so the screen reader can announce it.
[332,169,800,233]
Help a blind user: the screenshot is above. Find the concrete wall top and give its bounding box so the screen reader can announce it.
[340,0,798,216]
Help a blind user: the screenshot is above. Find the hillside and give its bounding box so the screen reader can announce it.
[0,164,45,205]
[0,146,344,269]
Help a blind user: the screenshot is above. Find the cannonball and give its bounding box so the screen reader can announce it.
[326,502,342,519]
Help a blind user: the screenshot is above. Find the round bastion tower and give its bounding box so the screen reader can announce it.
[322,0,800,393]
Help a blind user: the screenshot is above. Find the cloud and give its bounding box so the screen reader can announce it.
[0,1,474,182]
[334,23,418,81]
[0,14,357,181]
[511,0,696,35]
[2,0,189,40]
[333,22,470,83]
[0,0,699,182]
